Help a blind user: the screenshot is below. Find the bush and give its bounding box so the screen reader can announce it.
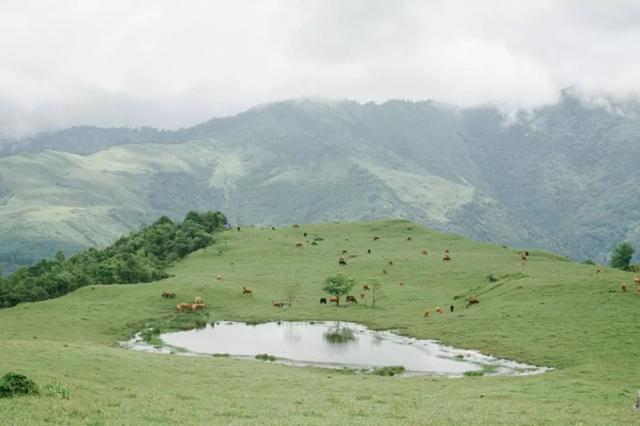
[486,274,498,282]
[463,370,484,377]
[0,372,39,398]
[371,366,405,376]
[583,259,595,265]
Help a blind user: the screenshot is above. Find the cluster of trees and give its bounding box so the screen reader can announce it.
[0,211,227,308]
[610,242,636,271]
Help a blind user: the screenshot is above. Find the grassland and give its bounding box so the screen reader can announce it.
[0,220,639,425]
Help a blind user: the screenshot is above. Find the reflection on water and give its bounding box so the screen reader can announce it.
[144,321,550,376]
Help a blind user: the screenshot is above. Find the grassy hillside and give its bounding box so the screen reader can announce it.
[0,220,639,425]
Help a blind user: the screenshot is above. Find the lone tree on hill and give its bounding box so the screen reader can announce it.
[610,242,635,271]
[322,275,355,307]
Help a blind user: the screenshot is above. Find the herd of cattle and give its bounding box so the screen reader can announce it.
[163,224,640,317]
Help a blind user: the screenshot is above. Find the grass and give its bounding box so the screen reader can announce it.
[0,219,639,424]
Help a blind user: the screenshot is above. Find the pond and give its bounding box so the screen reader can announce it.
[124,321,549,377]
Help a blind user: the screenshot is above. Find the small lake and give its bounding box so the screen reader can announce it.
[125,321,548,377]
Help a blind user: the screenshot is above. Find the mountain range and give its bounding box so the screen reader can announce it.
[1,90,639,273]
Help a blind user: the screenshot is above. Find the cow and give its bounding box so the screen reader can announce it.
[423,308,430,318]
[303,232,308,237]
[388,260,394,266]
[362,284,370,291]
[338,257,347,266]
[443,254,451,261]
[407,236,412,241]
[520,253,528,261]
[450,305,454,313]
[237,226,241,232]
[194,296,204,304]
[176,303,191,313]
[382,269,387,274]
[634,277,640,285]
[295,243,303,248]
[320,298,327,304]
[272,300,285,308]
[398,282,404,287]
[367,249,371,254]
[435,307,443,314]
[342,250,348,255]
[191,303,205,311]
[622,283,628,292]
[242,286,253,296]
[161,291,175,298]
[293,224,300,228]
[444,249,450,254]
[373,236,380,241]
[466,297,480,308]
[360,292,366,300]
[596,269,603,274]
[216,274,224,281]
[329,296,339,304]
[346,295,358,304]
[421,250,428,255]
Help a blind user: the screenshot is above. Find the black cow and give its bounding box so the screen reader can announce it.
[320,298,327,304]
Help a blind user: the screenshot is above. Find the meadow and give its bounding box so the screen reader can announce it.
[0,220,639,425]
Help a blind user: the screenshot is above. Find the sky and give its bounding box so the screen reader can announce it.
[1,0,640,137]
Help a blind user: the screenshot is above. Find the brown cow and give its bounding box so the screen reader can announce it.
[176,303,191,313]
[194,296,204,304]
[435,306,443,314]
[346,295,358,304]
[161,291,175,298]
[622,283,628,292]
[242,286,253,296]
[596,269,603,274]
[272,300,285,308]
[634,277,640,285]
[191,303,205,311]
[466,297,480,308]
[295,242,303,248]
[423,308,430,318]
[329,296,339,304]
[292,224,300,228]
[443,254,451,261]
[362,284,370,291]
[216,274,224,281]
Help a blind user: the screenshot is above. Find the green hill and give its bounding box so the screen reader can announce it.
[0,220,638,424]
[2,93,640,274]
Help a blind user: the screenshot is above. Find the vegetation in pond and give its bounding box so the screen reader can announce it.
[322,326,356,344]
[371,366,406,376]
[255,354,277,362]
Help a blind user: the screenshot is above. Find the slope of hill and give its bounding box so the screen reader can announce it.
[0,220,638,424]
[1,94,639,273]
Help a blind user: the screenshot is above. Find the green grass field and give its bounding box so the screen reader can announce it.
[1,220,639,425]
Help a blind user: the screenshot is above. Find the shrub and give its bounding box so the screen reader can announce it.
[0,372,39,398]
[463,370,484,377]
[372,366,405,376]
[486,274,498,282]
[255,354,277,361]
[583,259,595,265]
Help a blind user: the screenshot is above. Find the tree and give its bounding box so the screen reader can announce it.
[369,280,386,308]
[610,242,635,271]
[322,275,355,306]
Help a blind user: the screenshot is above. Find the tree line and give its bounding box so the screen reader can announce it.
[0,211,227,308]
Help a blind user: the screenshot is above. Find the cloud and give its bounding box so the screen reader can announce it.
[0,0,639,136]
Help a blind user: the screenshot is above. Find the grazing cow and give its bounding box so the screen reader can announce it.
[272,300,285,308]
[293,224,300,228]
[346,295,358,304]
[362,284,370,291]
[360,292,366,300]
[450,305,454,313]
[242,286,253,296]
[466,297,480,308]
[443,254,451,261]
[320,298,327,304]
[176,303,191,313]
[520,253,528,261]
[329,296,339,304]
[161,291,176,298]
[407,237,412,241]
[634,277,640,285]
[622,283,628,292]
[421,250,428,255]
[295,243,303,248]
[423,309,430,318]
[373,236,380,241]
[216,274,224,281]
[338,257,347,266]
[367,249,371,254]
[194,296,204,304]
[435,306,443,314]
[596,269,603,274]
[191,303,205,311]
